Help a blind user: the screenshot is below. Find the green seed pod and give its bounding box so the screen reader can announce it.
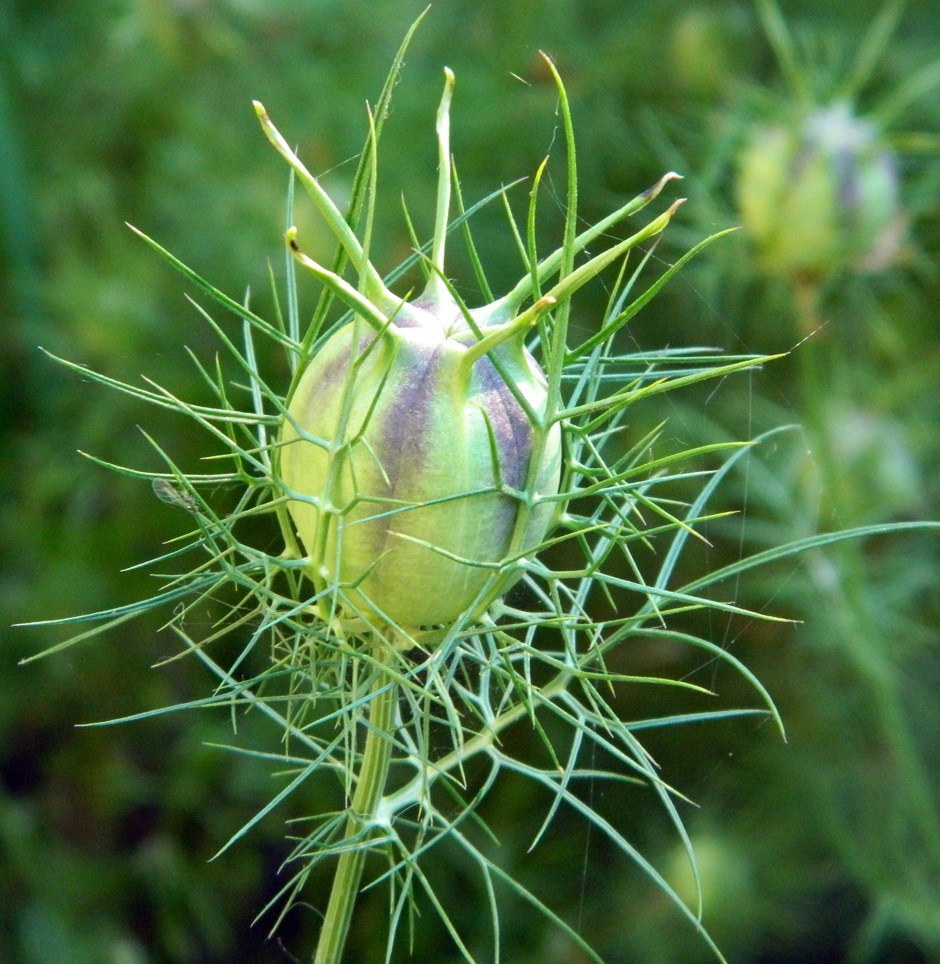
[280,296,562,630]
[736,102,902,279]
[256,64,683,635]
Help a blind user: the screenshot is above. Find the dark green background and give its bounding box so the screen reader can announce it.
[3,1,939,961]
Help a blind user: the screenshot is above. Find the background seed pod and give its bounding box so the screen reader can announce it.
[736,102,903,280]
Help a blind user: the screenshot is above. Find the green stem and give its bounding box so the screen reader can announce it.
[793,276,826,438]
[791,274,940,880]
[314,647,397,964]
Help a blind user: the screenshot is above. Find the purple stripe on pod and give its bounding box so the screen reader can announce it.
[291,328,377,427]
[471,351,534,493]
[372,339,441,486]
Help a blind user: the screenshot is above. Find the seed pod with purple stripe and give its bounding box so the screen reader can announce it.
[280,293,561,630]
[736,102,903,280]
[255,65,683,637]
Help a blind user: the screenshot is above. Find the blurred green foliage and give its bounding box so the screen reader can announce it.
[3,0,939,961]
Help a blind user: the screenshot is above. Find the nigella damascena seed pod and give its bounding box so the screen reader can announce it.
[261,66,678,631]
[736,102,903,279]
[280,296,562,630]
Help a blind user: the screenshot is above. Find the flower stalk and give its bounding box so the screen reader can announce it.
[313,646,397,964]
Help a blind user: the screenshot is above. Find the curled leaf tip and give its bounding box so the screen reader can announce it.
[643,172,684,202]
